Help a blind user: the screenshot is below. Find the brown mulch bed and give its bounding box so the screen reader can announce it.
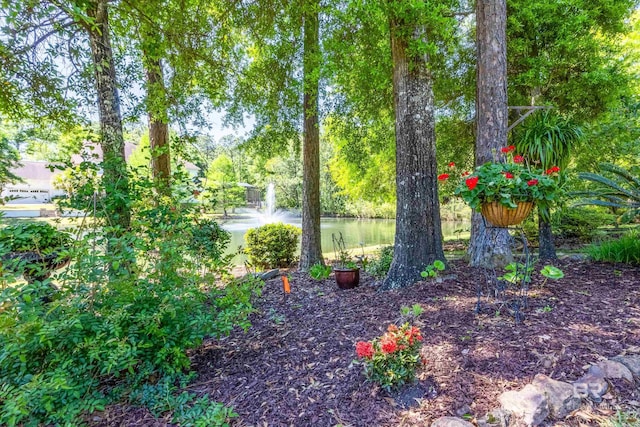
[97,259,640,426]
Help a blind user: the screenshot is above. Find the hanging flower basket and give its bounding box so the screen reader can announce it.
[481,201,534,227]
[450,147,561,225]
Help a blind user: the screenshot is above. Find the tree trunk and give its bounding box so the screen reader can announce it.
[468,0,512,268]
[299,2,324,270]
[86,0,130,232]
[380,23,445,290]
[538,212,557,259]
[144,56,171,196]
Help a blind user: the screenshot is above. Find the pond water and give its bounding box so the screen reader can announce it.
[220,211,469,264]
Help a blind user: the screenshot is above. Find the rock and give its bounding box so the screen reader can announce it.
[498,384,549,426]
[573,365,608,402]
[431,416,474,427]
[560,254,587,261]
[259,269,281,280]
[531,374,580,419]
[392,381,434,409]
[611,355,640,379]
[593,360,634,382]
[476,409,509,427]
[455,404,472,417]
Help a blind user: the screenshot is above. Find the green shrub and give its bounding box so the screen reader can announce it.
[521,207,616,244]
[586,229,640,264]
[188,218,233,275]
[366,246,394,278]
[0,197,261,425]
[0,222,73,284]
[244,223,301,268]
[0,221,71,253]
[552,207,616,242]
[130,375,237,426]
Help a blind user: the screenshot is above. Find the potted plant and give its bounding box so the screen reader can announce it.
[332,232,359,289]
[0,222,72,283]
[451,146,561,227]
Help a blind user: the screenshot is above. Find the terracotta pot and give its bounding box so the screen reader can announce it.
[334,268,360,289]
[481,201,534,227]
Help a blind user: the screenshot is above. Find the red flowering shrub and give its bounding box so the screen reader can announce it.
[354,323,424,391]
[355,341,374,359]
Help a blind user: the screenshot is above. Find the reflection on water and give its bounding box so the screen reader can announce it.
[220,213,469,265]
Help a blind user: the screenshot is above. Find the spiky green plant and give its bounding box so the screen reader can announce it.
[513,111,583,259]
[575,163,640,223]
[514,110,583,171]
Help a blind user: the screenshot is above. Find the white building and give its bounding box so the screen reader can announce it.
[1,142,200,204]
[1,161,65,203]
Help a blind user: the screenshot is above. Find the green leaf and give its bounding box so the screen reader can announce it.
[540,265,564,280]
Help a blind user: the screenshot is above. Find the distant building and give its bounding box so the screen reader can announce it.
[1,142,200,204]
[237,183,261,208]
[1,161,64,203]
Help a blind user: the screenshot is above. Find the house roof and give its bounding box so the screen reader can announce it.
[11,141,200,184]
[11,161,57,182]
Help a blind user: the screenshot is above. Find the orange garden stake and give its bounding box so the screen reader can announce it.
[282,275,291,294]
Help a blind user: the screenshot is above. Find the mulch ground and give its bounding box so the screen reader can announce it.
[97,258,640,426]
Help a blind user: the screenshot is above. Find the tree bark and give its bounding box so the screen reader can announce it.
[468,0,512,268]
[299,1,324,270]
[144,56,171,197]
[86,0,130,232]
[380,22,445,290]
[537,213,557,260]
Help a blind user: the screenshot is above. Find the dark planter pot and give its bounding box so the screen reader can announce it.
[2,251,70,283]
[334,267,360,289]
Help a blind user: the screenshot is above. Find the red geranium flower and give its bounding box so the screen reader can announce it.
[545,166,561,175]
[527,179,539,186]
[381,336,398,354]
[500,145,516,153]
[448,162,455,168]
[462,171,470,177]
[465,176,479,190]
[513,155,524,163]
[355,341,374,359]
[438,173,450,181]
[504,172,514,179]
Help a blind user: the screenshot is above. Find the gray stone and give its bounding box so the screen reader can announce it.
[431,417,474,427]
[593,360,634,382]
[531,374,580,419]
[259,269,281,280]
[499,384,549,426]
[573,365,608,402]
[476,409,509,427]
[611,355,640,379]
[455,404,472,417]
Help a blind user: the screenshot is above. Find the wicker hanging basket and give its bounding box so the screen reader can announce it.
[480,201,534,227]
